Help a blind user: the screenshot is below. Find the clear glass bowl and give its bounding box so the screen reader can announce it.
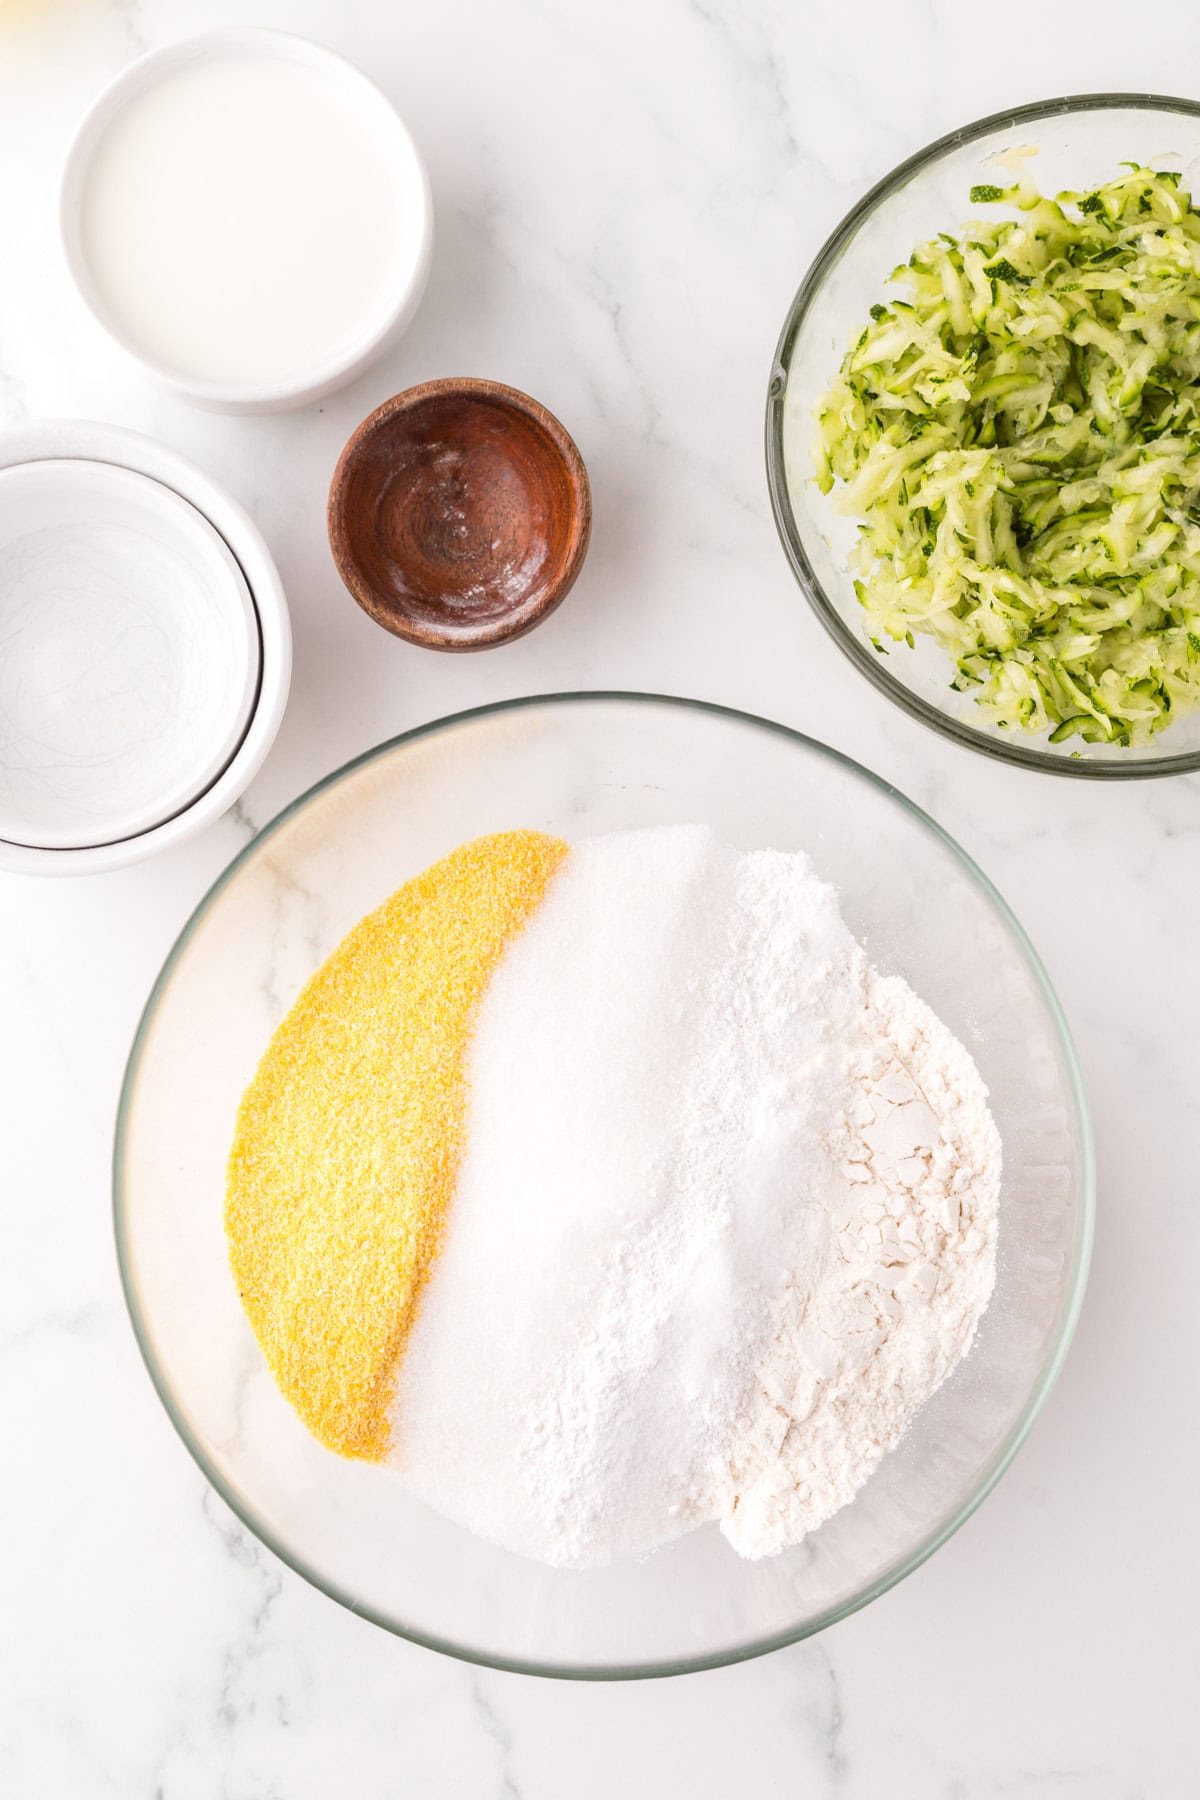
[767,94,1200,778]
[114,694,1093,1677]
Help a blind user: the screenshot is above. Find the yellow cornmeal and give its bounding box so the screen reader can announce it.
[225,830,568,1461]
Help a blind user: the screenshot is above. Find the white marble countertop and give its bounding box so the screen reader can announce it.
[1,1,1196,1793]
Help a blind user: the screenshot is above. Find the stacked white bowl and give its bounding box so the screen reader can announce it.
[0,420,291,875]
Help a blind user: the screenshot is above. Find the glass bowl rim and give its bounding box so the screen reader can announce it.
[112,690,1095,1679]
[766,91,1200,780]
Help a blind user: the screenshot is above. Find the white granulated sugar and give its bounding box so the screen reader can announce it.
[389,825,1000,1569]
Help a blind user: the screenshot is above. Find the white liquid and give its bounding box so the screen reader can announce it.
[80,54,416,388]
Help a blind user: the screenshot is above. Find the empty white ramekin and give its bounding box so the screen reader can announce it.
[0,420,291,876]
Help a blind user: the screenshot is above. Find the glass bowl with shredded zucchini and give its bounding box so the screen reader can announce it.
[768,95,1200,775]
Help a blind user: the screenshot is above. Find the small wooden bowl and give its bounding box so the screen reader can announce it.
[328,378,591,650]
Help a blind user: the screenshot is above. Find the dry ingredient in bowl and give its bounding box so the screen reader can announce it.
[227,824,1000,1568]
[226,830,567,1458]
[722,970,999,1558]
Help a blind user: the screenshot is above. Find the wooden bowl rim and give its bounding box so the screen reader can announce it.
[327,377,592,652]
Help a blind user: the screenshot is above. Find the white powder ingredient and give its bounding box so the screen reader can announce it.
[389,825,1000,1568]
[719,971,1001,1558]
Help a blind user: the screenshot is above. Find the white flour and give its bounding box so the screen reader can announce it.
[720,970,1001,1558]
[390,826,1000,1568]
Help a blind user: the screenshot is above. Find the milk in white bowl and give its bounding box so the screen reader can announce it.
[61,31,433,411]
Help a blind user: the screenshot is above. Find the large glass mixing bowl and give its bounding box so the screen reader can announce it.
[767,95,1200,777]
[114,694,1092,1677]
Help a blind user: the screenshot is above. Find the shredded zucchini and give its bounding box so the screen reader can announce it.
[813,162,1200,746]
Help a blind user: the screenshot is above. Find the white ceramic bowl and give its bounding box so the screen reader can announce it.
[0,459,260,850]
[0,421,291,876]
[60,30,434,413]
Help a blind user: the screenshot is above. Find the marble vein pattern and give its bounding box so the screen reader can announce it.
[0,0,1197,1795]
